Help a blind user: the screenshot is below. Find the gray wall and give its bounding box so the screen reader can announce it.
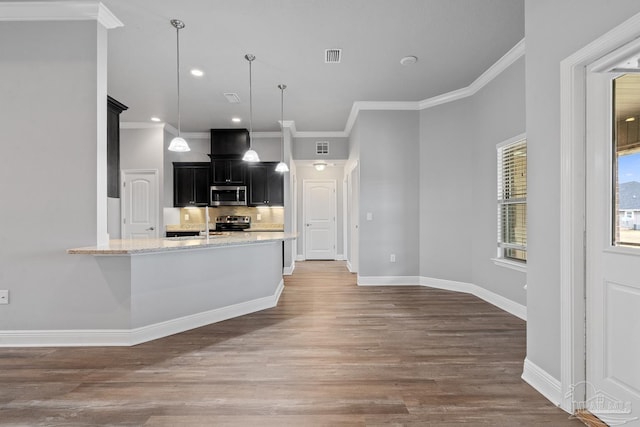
[0,21,129,329]
[357,110,420,277]
[525,0,640,380]
[469,57,527,304]
[419,98,474,283]
[295,165,345,258]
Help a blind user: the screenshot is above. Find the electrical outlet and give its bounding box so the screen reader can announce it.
[257,213,262,221]
[0,290,8,304]
[184,213,190,221]
[390,254,396,263]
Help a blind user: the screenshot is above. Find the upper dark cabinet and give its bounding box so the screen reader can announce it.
[173,162,211,207]
[247,162,284,207]
[107,96,128,198]
[210,129,249,158]
[212,159,246,185]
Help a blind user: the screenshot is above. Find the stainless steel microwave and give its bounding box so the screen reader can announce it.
[210,186,247,206]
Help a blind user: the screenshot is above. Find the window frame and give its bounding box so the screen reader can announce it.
[493,133,527,272]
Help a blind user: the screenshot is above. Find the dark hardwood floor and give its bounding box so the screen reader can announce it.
[0,261,581,426]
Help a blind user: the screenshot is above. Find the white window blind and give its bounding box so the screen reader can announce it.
[497,138,527,262]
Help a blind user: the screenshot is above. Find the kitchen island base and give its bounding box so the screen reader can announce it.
[2,239,287,347]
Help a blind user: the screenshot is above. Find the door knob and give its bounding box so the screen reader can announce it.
[146,227,155,231]
[306,223,311,227]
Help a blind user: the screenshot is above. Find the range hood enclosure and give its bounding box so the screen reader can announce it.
[210,129,250,158]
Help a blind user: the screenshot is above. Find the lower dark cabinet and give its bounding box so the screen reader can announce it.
[247,162,284,206]
[173,162,211,207]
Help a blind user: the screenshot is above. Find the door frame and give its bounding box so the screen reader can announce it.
[302,179,337,260]
[559,12,640,414]
[121,169,160,239]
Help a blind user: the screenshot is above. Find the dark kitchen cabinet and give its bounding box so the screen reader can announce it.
[107,96,128,198]
[212,159,246,185]
[173,162,211,207]
[247,162,284,206]
[210,129,249,158]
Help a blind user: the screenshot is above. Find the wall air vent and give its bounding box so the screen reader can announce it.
[325,49,342,64]
[223,92,241,103]
[316,141,329,154]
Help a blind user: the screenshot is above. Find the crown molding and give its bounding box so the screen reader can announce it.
[294,131,349,139]
[120,122,165,130]
[0,1,123,29]
[345,38,525,135]
[344,101,420,135]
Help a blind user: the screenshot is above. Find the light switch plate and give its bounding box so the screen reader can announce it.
[366,212,373,221]
[0,290,8,304]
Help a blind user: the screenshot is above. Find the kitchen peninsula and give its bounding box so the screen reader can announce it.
[67,232,296,346]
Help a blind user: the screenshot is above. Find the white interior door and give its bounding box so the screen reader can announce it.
[585,70,640,426]
[348,166,359,272]
[121,170,159,239]
[304,180,336,260]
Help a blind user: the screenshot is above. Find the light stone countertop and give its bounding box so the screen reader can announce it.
[68,232,297,255]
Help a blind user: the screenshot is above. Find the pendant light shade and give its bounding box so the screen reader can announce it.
[168,136,190,152]
[242,54,260,162]
[275,161,289,172]
[276,84,289,173]
[168,19,190,152]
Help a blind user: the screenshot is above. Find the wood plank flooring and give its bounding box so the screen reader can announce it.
[0,261,581,426]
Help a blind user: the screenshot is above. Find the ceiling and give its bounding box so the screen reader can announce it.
[103,0,525,134]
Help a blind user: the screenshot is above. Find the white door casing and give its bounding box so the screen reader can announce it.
[559,12,640,416]
[121,169,159,239]
[585,69,640,426]
[349,165,359,273]
[303,180,336,260]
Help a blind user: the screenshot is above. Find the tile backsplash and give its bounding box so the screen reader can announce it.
[178,206,284,228]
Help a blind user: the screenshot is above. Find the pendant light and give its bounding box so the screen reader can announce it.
[242,54,260,162]
[168,19,190,152]
[275,84,289,173]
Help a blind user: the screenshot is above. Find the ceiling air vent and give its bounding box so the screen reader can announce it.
[325,49,342,64]
[316,141,329,154]
[223,92,241,103]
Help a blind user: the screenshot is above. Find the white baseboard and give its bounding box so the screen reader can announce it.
[346,260,354,272]
[420,276,527,321]
[0,280,285,347]
[521,357,562,407]
[295,255,305,261]
[283,261,295,276]
[356,275,526,321]
[358,276,421,286]
[335,253,345,261]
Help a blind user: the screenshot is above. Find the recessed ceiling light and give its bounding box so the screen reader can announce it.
[150,117,161,122]
[232,117,241,123]
[400,55,418,66]
[190,68,204,77]
[626,117,636,122]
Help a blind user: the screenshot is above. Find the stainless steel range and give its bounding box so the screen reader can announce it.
[215,215,251,232]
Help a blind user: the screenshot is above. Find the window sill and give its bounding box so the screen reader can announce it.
[492,257,527,273]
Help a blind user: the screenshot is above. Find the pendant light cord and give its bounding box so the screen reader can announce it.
[176,23,181,137]
[171,19,185,138]
[280,84,286,163]
[248,56,254,148]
